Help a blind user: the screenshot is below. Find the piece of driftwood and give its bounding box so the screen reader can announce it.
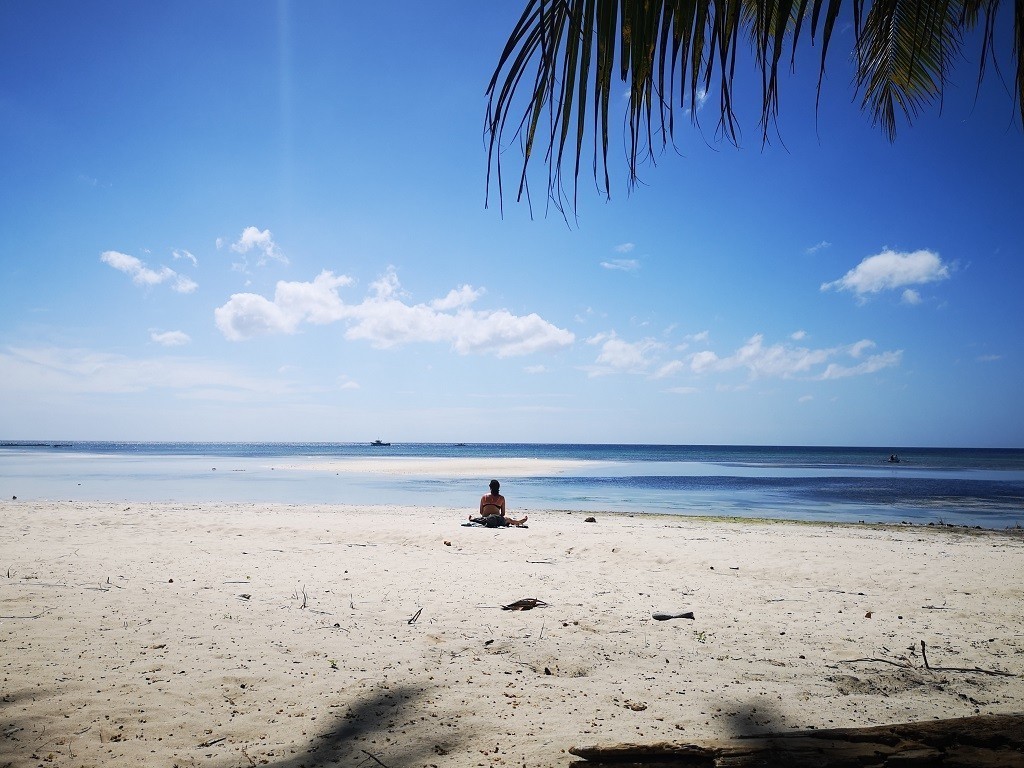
[652,611,695,621]
[569,713,1024,766]
[502,598,548,611]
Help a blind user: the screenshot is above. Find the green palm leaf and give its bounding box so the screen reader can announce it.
[855,0,962,139]
[485,0,1024,214]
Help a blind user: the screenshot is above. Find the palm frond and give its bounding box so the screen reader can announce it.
[1016,0,1024,122]
[484,0,1023,214]
[854,0,963,139]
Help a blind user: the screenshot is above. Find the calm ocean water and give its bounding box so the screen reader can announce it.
[2,441,1022,529]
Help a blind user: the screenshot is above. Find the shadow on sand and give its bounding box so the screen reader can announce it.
[1,687,60,761]
[269,684,453,768]
[1,682,453,768]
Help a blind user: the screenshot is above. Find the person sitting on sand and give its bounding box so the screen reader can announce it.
[468,479,527,527]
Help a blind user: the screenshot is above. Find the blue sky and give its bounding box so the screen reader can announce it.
[2,1,1021,447]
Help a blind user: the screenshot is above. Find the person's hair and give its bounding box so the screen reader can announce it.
[489,479,500,492]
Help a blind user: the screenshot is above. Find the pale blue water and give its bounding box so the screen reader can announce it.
[1,442,1022,529]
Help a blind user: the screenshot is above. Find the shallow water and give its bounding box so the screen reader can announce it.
[1,442,1022,528]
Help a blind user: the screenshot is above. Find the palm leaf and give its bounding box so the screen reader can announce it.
[855,0,962,139]
[484,0,1024,214]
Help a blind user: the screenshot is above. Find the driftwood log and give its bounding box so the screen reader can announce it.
[569,713,1024,766]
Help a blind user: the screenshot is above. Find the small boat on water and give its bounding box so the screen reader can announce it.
[887,453,901,463]
[370,439,391,447]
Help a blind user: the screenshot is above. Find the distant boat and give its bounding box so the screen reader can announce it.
[370,439,391,447]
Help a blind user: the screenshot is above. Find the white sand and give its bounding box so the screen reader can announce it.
[2,500,1023,767]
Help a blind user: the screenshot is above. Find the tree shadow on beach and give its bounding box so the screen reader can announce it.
[724,697,788,738]
[269,684,455,768]
[0,686,60,762]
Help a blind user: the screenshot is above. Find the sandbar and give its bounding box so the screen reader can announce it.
[272,456,595,476]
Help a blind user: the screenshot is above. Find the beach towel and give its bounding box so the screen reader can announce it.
[463,517,527,528]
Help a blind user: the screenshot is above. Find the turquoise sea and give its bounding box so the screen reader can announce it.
[1,441,1022,529]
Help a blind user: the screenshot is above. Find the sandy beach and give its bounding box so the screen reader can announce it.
[2,500,1022,767]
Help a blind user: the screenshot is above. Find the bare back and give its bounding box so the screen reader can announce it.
[479,493,506,517]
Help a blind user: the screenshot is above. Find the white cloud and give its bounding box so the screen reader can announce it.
[370,269,401,299]
[0,345,298,400]
[690,349,720,374]
[665,386,699,395]
[228,226,288,269]
[977,354,1002,363]
[524,365,547,374]
[100,250,197,293]
[150,330,191,346]
[688,334,901,380]
[791,330,807,341]
[600,258,640,272]
[805,240,831,255]
[101,250,173,285]
[584,333,662,376]
[614,242,635,253]
[174,275,198,294]
[346,302,573,357]
[848,339,875,358]
[687,330,710,344]
[653,360,685,379]
[215,270,352,340]
[819,351,903,379]
[822,248,950,297]
[738,335,823,376]
[430,285,483,310]
[901,288,922,305]
[172,249,198,267]
[214,268,574,358]
[574,307,597,324]
[684,87,709,115]
[799,394,813,403]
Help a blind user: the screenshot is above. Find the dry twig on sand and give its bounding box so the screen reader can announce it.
[360,749,391,768]
[837,640,1015,678]
[0,608,52,619]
